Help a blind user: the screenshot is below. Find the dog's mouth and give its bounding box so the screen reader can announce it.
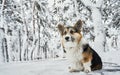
[64,40,77,48]
[65,40,71,42]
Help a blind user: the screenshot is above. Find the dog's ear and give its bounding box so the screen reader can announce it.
[58,24,64,35]
[74,20,82,31]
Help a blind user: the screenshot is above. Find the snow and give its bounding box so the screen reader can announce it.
[0,57,120,75]
[102,50,120,65]
[81,0,103,7]
[0,0,120,75]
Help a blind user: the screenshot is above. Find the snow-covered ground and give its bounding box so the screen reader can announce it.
[0,58,120,75]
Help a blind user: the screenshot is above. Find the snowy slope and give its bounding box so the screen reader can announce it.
[0,58,120,75]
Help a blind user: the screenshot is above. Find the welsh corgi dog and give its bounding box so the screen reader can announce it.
[58,20,102,73]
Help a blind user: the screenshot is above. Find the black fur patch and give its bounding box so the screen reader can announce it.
[82,44,103,71]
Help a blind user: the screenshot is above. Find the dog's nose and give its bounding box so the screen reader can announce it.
[65,37,69,41]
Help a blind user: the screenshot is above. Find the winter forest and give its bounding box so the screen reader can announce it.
[1,0,120,63]
[0,0,120,75]
[0,0,120,62]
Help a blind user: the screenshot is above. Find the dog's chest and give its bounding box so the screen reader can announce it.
[66,47,83,62]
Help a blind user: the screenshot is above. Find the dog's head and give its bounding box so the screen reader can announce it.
[58,20,83,48]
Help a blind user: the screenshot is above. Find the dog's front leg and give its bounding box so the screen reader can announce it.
[68,61,83,72]
[83,61,91,73]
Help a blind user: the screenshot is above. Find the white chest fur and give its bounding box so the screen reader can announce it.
[64,38,92,72]
[65,46,83,62]
[64,38,88,62]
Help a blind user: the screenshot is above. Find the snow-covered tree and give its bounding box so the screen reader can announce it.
[101,0,120,51]
[0,0,119,63]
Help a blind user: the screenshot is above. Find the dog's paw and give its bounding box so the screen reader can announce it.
[79,66,84,71]
[68,67,80,72]
[84,68,91,73]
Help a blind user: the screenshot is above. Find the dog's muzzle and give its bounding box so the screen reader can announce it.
[65,36,75,42]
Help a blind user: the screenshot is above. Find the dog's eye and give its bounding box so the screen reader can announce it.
[70,30,74,34]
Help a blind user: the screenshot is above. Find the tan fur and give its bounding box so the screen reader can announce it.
[58,20,102,72]
[81,47,92,63]
[73,33,82,44]
[63,28,69,35]
[61,38,65,48]
[58,24,64,36]
[82,53,92,63]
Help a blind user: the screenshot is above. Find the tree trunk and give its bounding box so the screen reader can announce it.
[18,30,22,61]
[0,28,5,63]
[4,38,9,62]
[81,0,105,52]
[91,7,105,52]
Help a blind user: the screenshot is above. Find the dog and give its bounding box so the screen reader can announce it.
[57,20,102,73]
